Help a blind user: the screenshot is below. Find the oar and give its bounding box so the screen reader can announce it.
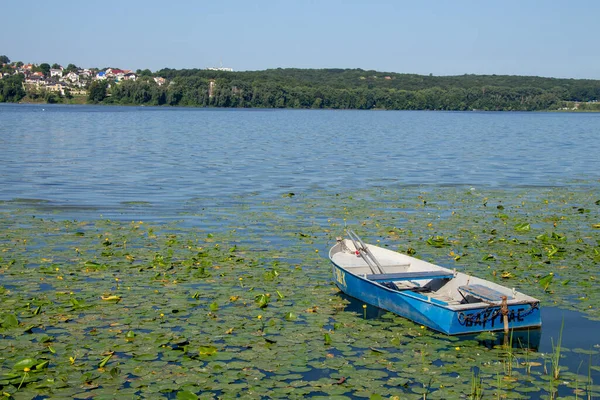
[346,230,376,273]
[347,230,383,274]
[350,230,385,274]
[347,230,403,291]
[346,230,378,274]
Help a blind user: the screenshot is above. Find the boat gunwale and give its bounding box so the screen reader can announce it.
[331,258,538,313]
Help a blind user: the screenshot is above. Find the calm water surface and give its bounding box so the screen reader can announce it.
[2,104,599,210]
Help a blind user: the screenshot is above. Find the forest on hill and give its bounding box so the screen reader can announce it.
[98,68,600,111]
[3,64,600,111]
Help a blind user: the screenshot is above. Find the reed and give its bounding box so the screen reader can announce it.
[572,360,584,400]
[586,352,593,400]
[503,329,515,377]
[550,318,564,380]
[470,368,483,400]
[495,370,503,400]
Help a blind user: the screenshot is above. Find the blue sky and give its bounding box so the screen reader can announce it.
[2,0,598,79]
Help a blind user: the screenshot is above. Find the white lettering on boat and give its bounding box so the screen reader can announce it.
[334,268,347,288]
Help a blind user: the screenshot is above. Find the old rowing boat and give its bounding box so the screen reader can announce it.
[329,230,541,335]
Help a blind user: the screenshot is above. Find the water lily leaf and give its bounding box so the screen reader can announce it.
[501,271,514,279]
[13,358,38,370]
[35,360,49,370]
[84,261,101,268]
[199,346,217,356]
[69,298,90,309]
[98,352,114,368]
[1,313,19,328]
[133,353,158,361]
[101,295,121,302]
[514,223,530,232]
[539,274,553,291]
[551,232,565,240]
[263,269,279,281]
[176,390,199,400]
[110,366,121,378]
[426,236,448,247]
[284,312,296,321]
[255,294,270,308]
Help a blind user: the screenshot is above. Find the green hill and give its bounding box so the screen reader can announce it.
[111,68,600,110]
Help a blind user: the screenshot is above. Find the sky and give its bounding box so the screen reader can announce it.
[2,0,599,79]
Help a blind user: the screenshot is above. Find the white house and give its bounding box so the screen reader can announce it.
[63,71,79,83]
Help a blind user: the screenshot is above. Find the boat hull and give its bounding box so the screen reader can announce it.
[331,261,541,335]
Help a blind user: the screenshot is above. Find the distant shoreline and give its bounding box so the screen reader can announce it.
[10,100,599,112]
[3,66,599,111]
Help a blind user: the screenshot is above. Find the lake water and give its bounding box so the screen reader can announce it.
[2,104,600,211]
[1,104,599,396]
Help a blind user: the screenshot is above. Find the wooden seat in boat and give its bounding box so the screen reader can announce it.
[366,271,454,282]
[458,284,513,302]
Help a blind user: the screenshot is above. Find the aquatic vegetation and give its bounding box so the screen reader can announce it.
[1,185,599,398]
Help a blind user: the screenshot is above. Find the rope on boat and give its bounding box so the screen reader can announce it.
[514,302,540,319]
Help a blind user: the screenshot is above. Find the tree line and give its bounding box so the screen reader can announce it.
[2,55,600,110]
[93,68,600,111]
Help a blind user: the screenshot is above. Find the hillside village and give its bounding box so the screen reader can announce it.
[0,59,167,97]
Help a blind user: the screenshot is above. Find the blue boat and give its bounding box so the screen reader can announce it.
[329,231,541,335]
